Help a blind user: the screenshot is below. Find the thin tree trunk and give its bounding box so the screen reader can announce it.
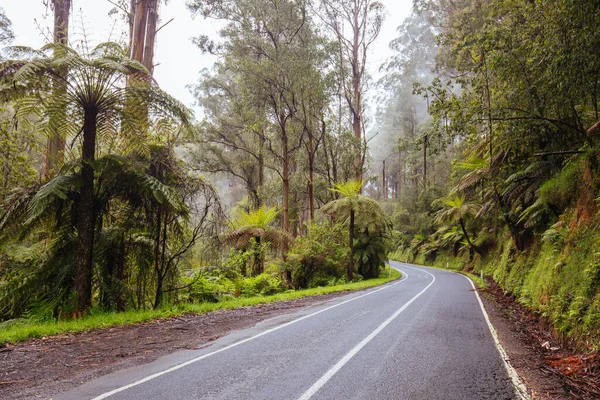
[280,104,290,232]
[398,152,402,201]
[351,6,362,182]
[423,136,427,189]
[348,208,355,281]
[282,136,290,232]
[115,235,126,311]
[307,117,315,222]
[74,106,98,313]
[382,160,386,200]
[459,217,481,254]
[258,133,264,207]
[154,273,163,309]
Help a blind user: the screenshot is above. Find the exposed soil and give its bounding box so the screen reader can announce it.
[480,279,600,399]
[0,293,348,400]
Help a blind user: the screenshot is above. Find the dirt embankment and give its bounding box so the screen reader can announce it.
[481,280,600,399]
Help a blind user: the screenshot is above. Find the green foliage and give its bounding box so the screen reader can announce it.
[0,108,40,199]
[354,229,391,279]
[222,207,293,276]
[330,179,362,197]
[0,268,401,345]
[0,148,219,319]
[285,221,349,288]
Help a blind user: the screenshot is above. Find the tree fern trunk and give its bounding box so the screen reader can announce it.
[74,106,98,313]
[459,217,481,254]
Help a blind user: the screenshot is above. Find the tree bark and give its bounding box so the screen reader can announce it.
[45,0,71,176]
[142,0,158,75]
[131,0,148,62]
[307,119,315,222]
[348,208,355,281]
[459,217,481,254]
[74,106,98,313]
[282,134,290,232]
[351,4,362,182]
[382,160,386,200]
[423,135,428,189]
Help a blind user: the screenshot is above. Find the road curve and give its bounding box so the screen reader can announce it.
[57,262,519,400]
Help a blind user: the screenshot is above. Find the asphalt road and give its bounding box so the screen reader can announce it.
[58,262,519,400]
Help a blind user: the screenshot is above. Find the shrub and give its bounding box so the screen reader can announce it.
[285,221,349,288]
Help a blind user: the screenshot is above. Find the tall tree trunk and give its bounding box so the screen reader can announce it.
[348,208,355,281]
[382,160,386,200]
[307,117,315,222]
[351,6,362,182]
[257,130,265,207]
[130,0,158,74]
[131,0,148,62]
[154,272,163,309]
[280,103,291,232]
[45,0,71,176]
[74,106,98,313]
[423,135,427,189]
[142,0,158,74]
[282,134,290,232]
[397,152,403,201]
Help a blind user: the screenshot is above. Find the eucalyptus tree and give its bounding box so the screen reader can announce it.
[0,42,191,312]
[191,69,269,209]
[320,0,385,180]
[377,9,438,202]
[189,0,330,233]
[42,0,72,176]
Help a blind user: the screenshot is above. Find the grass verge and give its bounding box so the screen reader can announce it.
[0,267,401,345]
[389,256,488,289]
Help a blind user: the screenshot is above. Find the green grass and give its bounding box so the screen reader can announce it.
[461,272,488,289]
[0,268,401,345]
[390,255,489,289]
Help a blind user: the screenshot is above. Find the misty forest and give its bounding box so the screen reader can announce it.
[1,0,600,394]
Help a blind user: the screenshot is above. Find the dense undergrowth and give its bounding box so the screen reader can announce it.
[0,266,400,345]
[391,216,600,350]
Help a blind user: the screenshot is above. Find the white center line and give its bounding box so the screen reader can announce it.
[297,267,435,400]
[90,268,409,400]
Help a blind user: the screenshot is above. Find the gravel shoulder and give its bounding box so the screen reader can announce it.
[480,280,600,399]
[0,293,349,400]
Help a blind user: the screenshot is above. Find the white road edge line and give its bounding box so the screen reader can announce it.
[297,268,436,400]
[90,269,409,400]
[458,272,531,400]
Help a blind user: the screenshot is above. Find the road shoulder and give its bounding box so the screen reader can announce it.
[480,287,582,399]
[0,292,356,400]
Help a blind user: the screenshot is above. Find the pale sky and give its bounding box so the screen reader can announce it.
[2,0,412,117]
